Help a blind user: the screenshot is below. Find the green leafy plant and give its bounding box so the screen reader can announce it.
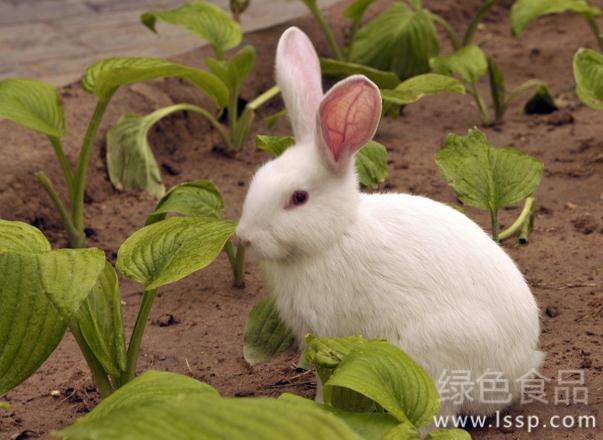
[301,0,440,80]
[0,204,236,399]
[302,0,468,90]
[511,0,603,51]
[144,179,247,288]
[429,1,557,125]
[55,339,470,439]
[0,57,226,248]
[435,128,543,242]
[106,1,280,197]
[0,219,111,397]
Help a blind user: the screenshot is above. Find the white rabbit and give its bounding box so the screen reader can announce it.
[237,27,544,420]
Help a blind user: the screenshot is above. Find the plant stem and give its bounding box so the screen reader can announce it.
[71,97,111,242]
[233,243,246,289]
[303,0,343,60]
[125,289,157,382]
[499,197,535,242]
[469,81,490,126]
[48,136,74,195]
[431,13,460,51]
[584,13,603,52]
[519,210,533,244]
[224,240,237,268]
[224,240,246,288]
[463,0,497,46]
[35,171,83,247]
[70,323,113,398]
[247,85,280,111]
[490,208,499,242]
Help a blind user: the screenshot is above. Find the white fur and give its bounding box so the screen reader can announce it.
[237,27,543,419]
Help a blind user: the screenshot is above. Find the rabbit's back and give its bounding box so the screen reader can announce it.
[265,192,542,415]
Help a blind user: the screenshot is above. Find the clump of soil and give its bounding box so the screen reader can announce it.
[1,1,602,438]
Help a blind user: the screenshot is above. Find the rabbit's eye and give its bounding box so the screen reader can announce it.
[289,190,308,208]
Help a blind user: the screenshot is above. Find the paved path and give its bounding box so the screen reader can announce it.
[0,0,338,86]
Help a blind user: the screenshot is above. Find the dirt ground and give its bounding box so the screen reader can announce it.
[0,0,601,439]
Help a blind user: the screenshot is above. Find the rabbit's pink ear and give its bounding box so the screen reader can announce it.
[316,75,382,170]
[276,27,323,142]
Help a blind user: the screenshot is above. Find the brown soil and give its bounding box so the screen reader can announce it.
[0,1,602,439]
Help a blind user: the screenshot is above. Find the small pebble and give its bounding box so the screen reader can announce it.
[547,110,574,126]
[572,214,598,235]
[156,313,177,327]
[545,306,559,318]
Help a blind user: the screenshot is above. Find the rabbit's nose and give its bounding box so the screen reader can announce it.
[236,227,251,247]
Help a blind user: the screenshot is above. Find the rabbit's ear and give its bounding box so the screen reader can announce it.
[316,75,382,171]
[276,27,323,142]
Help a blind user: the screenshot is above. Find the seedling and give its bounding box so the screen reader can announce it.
[144,179,247,288]
[0,58,227,247]
[429,1,557,125]
[0,211,234,399]
[301,0,440,80]
[512,0,603,52]
[435,128,543,242]
[56,339,470,439]
[105,1,280,197]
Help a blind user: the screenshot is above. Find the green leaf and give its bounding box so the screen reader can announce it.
[82,57,228,107]
[106,111,166,198]
[230,45,256,88]
[256,135,295,156]
[321,339,440,428]
[145,180,224,226]
[0,219,51,253]
[380,73,465,105]
[58,374,362,440]
[37,248,106,319]
[320,58,400,89]
[355,141,388,189]
[342,0,378,22]
[430,45,487,83]
[77,371,219,422]
[279,393,400,440]
[511,0,601,36]
[243,298,295,366]
[207,45,256,92]
[0,251,66,396]
[436,128,544,212]
[0,79,64,138]
[75,261,127,378]
[117,217,236,289]
[487,56,506,121]
[305,335,368,370]
[141,1,241,56]
[0,242,104,396]
[573,48,603,110]
[0,401,10,411]
[264,109,287,129]
[350,3,440,80]
[424,428,473,440]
